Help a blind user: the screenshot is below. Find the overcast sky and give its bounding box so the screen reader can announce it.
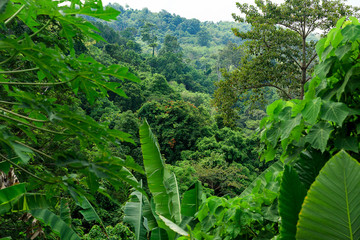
[102,0,360,22]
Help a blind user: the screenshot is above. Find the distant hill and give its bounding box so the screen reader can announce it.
[95,4,249,64]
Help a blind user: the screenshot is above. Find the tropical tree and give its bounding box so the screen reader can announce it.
[0,0,144,238]
[141,22,158,56]
[213,0,358,125]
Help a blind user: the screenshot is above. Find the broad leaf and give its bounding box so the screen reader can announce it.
[334,136,359,153]
[77,195,102,223]
[0,183,26,204]
[302,97,321,125]
[337,64,360,101]
[164,172,182,224]
[124,185,148,240]
[181,181,202,217]
[320,100,349,126]
[314,57,336,79]
[150,228,168,240]
[305,121,333,152]
[139,121,172,220]
[30,209,80,240]
[240,161,283,197]
[278,165,307,240]
[280,114,302,140]
[341,24,360,42]
[296,150,360,239]
[158,215,189,237]
[294,150,329,190]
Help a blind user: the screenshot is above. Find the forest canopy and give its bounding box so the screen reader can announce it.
[1,0,360,239]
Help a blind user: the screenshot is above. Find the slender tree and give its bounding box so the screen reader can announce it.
[140,22,158,56]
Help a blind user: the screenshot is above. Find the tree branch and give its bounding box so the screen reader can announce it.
[288,54,302,69]
[0,100,21,105]
[0,51,19,65]
[236,83,293,100]
[0,153,57,184]
[0,107,49,123]
[277,22,301,35]
[29,18,53,39]
[0,67,39,74]
[14,140,55,161]
[305,53,318,69]
[0,114,69,135]
[0,75,78,86]
[4,5,25,26]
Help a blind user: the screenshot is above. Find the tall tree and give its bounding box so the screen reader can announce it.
[140,22,158,56]
[213,0,358,125]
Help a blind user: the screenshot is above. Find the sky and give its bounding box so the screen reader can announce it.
[102,0,360,22]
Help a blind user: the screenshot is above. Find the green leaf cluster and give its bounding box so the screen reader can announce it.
[259,17,360,239]
[0,0,145,238]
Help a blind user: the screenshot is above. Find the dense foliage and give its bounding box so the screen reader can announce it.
[2,0,360,239]
[0,0,144,239]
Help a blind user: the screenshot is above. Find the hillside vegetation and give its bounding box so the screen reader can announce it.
[1,0,359,239]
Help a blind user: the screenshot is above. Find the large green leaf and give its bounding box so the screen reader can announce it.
[294,150,329,190]
[30,209,80,240]
[150,228,168,240]
[240,160,283,198]
[280,114,302,140]
[278,165,307,240]
[164,172,182,224]
[320,100,349,126]
[302,97,321,125]
[0,183,26,205]
[341,24,360,42]
[334,135,359,153]
[305,121,333,152]
[181,181,202,217]
[158,215,189,237]
[296,150,360,239]
[139,121,172,220]
[77,195,102,224]
[124,187,148,240]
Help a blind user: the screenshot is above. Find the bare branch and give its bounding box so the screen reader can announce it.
[306,53,318,69]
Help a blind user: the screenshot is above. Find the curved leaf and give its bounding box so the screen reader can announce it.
[240,160,283,197]
[164,172,182,224]
[139,121,172,220]
[181,181,202,217]
[0,183,26,205]
[30,209,80,240]
[305,121,333,152]
[294,150,329,190]
[124,181,155,240]
[158,215,189,237]
[296,150,360,239]
[279,165,307,240]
